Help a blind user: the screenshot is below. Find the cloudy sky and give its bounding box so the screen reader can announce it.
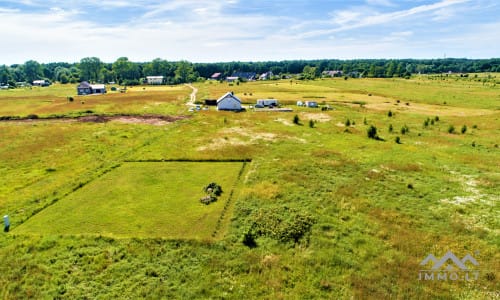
[0,0,498,64]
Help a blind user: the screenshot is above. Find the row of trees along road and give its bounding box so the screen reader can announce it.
[0,57,499,86]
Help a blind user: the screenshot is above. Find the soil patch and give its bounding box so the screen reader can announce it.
[78,115,188,125]
[0,114,189,126]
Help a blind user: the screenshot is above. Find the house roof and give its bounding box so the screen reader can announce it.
[211,73,221,78]
[230,72,256,80]
[146,76,164,79]
[90,84,105,89]
[217,92,241,104]
[78,81,91,88]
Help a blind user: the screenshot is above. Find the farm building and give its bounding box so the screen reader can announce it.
[77,81,106,95]
[146,76,164,85]
[229,72,257,81]
[256,99,279,107]
[210,73,222,80]
[323,70,343,77]
[32,80,50,87]
[226,76,239,83]
[259,71,274,80]
[305,101,318,108]
[217,92,242,111]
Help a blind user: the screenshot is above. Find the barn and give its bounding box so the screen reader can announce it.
[217,92,242,111]
[77,81,107,95]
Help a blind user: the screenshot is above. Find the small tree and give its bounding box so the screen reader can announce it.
[345,119,351,127]
[293,114,300,125]
[388,124,393,133]
[461,125,467,134]
[367,125,378,139]
[395,136,401,144]
[448,125,455,134]
[388,110,393,117]
[309,119,315,128]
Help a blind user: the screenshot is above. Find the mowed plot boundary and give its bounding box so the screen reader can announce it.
[14,161,247,239]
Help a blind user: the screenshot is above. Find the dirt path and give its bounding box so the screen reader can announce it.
[185,84,198,106]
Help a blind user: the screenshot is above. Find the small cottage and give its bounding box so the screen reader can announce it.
[217,92,242,111]
[146,76,164,85]
[77,81,106,95]
[210,73,222,80]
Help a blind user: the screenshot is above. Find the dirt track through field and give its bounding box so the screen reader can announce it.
[0,114,189,126]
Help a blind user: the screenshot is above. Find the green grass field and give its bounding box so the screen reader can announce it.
[0,77,498,299]
[15,162,245,239]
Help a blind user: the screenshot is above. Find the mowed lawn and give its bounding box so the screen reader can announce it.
[15,162,244,239]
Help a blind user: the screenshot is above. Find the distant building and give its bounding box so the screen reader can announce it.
[323,70,343,77]
[32,80,50,87]
[259,71,274,80]
[217,92,242,111]
[210,73,222,80]
[229,72,257,81]
[305,101,318,108]
[146,76,164,85]
[77,81,106,95]
[256,99,279,107]
[226,76,239,83]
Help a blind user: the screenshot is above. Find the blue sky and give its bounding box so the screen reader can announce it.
[0,0,498,64]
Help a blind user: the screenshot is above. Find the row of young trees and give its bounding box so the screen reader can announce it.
[1,57,499,86]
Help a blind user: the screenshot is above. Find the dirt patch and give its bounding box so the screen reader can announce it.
[301,113,332,122]
[78,115,189,125]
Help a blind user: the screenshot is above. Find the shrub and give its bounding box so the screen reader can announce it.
[401,125,409,135]
[395,136,401,144]
[367,125,378,139]
[244,207,315,246]
[345,119,351,127]
[435,116,440,122]
[388,124,393,133]
[293,114,300,125]
[388,110,393,117]
[448,125,455,134]
[461,125,467,134]
[309,119,315,128]
[423,118,430,127]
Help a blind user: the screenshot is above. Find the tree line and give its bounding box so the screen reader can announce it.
[1,57,499,86]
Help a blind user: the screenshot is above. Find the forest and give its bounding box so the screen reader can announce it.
[1,57,499,87]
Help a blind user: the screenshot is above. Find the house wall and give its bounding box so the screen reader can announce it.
[217,96,241,111]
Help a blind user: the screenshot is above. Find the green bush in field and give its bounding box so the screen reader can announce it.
[461,125,467,134]
[448,125,456,134]
[367,125,378,139]
[244,207,315,246]
[293,114,300,125]
[200,182,223,205]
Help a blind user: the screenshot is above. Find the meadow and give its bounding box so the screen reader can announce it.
[0,76,498,299]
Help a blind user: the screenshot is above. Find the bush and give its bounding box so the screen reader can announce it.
[448,125,455,134]
[293,114,300,125]
[367,125,378,139]
[395,136,401,144]
[388,110,393,117]
[345,119,351,127]
[401,125,409,135]
[244,207,315,246]
[388,124,393,133]
[461,125,467,134]
[309,119,315,128]
[200,182,223,205]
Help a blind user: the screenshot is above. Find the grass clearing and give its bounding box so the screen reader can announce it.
[15,161,245,239]
[1,77,498,298]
